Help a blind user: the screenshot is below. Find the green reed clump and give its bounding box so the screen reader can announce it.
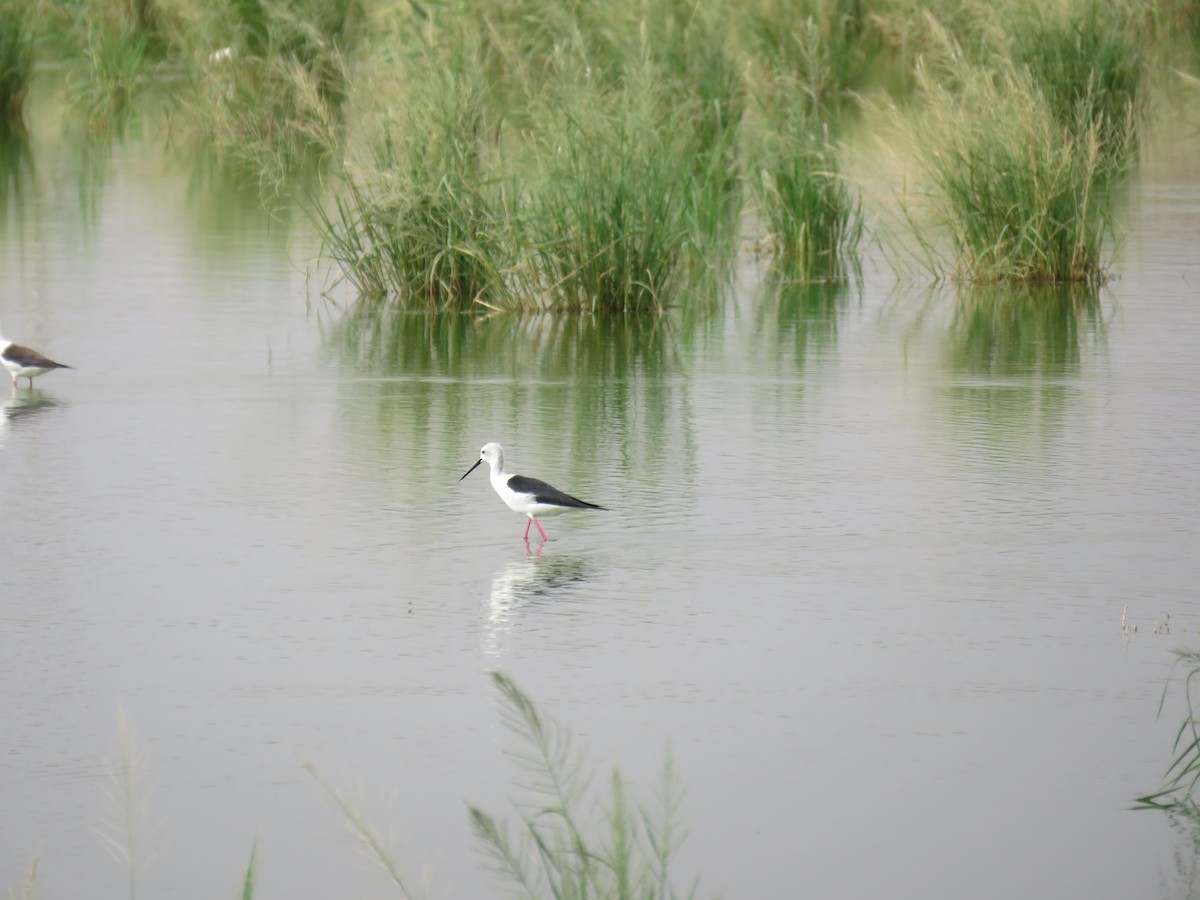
[317,34,509,310]
[639,0,746,253]
[750,83,862,280]
[1010,0,1142,175]
[320,156,507,311]
[0,0,33,120]
[752,126,863,279]
[903,39,1114,284]
[473,0,746,259]
[522,80,695,313]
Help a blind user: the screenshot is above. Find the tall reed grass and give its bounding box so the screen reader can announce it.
[317,18,508,309]
[319,1,740,312]
[521,80,695,313]
[1009,0,1142,175]
[640,0,745,254]
[9,0,1175,305]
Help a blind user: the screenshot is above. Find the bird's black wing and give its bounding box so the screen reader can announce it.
[506,474,607,510]
[3,344,71,369]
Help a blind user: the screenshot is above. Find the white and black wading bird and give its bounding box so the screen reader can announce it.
[0,331,73,389]
[459,442,607,541]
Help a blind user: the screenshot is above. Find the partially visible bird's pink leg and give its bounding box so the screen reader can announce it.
[532,518,548,541]
[523,518,532,540]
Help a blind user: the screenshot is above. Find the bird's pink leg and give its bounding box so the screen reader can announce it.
[523,518,532,540]
[532,518,548,541]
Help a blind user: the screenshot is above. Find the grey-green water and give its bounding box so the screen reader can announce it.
[2,111,1199,899]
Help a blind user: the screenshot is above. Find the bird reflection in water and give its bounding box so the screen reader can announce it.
[481,550,594,661]
[0,390,63,449]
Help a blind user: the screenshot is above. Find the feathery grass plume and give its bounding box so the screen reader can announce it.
[93,709,161,900]
[743,0,881,114]
[1137,649,1200,812]
[867,0,1007,73]
[304,763,422,898]
[5,855,40,900]
[469,670,700,899]
[897,23,1115,284]
[0,0,33,121]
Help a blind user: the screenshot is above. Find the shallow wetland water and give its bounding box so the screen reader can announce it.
[2,97,1200,899]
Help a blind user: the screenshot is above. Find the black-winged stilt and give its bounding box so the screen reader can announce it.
[0,333,73,389]
[459,442,607,541]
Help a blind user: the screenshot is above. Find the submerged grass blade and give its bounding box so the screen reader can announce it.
[240,841,258,900]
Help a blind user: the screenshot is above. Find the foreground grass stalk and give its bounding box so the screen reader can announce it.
[4,855,39,900]
[1137,649,1200,812]
[305,763,420,898]
[469,670,699,899]
[93,709,159,900]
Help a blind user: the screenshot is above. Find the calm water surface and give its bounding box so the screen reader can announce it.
[1,106,1199,900]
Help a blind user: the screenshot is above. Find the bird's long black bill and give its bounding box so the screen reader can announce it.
[459,458,484,482]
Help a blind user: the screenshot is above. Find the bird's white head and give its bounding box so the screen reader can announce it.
[480,442,504,469]
[459,442,506,482]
